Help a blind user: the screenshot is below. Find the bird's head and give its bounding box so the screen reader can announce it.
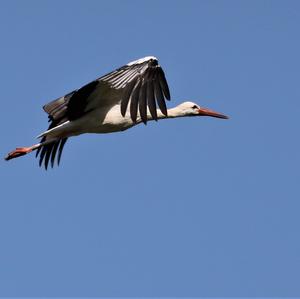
[176,101,229,119]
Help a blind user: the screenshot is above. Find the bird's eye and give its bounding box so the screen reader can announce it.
[192,105,198,109]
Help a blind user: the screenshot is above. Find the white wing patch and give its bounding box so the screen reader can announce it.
[127,56,157,66]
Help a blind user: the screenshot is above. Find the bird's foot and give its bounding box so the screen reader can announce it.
[5,147,33,161]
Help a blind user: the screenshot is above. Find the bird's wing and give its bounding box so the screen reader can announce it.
[99,56,171,123]
[42,56,171,124]
[42,80,99,122]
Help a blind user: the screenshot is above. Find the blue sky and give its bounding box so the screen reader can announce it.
[0,0,299,297]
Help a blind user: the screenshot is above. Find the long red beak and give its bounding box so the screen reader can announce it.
[197,107,229,119]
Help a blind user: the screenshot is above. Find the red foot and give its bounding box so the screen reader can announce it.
[5,147,32,161]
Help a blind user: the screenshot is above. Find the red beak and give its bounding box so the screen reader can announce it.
[197,107,229,119]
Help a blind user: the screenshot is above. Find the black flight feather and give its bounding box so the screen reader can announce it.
[130,80,141,123]
[147,80,157,120]
[121,79,136,116]
[154,75,167,116]
[138,79,147,124]
[158,69,170,100]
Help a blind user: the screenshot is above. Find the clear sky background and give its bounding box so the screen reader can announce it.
[0,0,299,297]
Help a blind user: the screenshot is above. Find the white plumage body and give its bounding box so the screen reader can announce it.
[39,106,135,138]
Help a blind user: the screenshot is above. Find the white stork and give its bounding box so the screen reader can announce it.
[5,56,228,169]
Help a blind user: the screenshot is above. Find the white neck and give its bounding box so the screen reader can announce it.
[146,106,186,121]
[102,105,187,132]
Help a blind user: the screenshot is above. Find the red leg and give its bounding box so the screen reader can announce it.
[5,147,33,161]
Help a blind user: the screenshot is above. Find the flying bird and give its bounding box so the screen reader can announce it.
[5,56,228,169]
